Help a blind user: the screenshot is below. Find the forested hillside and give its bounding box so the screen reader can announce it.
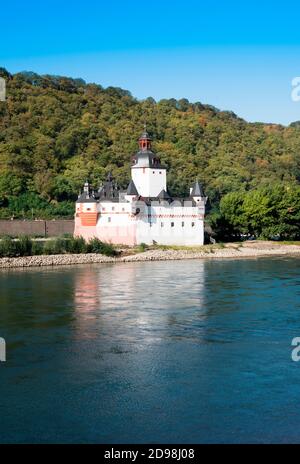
[1,67,300,239]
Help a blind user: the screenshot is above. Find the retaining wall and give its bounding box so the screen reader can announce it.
[0,220,74,237]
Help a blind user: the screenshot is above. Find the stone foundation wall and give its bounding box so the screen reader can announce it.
[0,220,74,237]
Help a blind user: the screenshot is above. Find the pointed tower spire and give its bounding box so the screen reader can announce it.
[106,171,114,182]
[126,180,138,196]
[157,189,171,201]
[190,180,204,197]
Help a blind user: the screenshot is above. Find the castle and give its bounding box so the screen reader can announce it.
[74,129,207,246]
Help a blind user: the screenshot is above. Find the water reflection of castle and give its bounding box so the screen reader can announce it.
[73,261,207,342]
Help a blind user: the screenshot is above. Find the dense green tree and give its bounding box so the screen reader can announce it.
[1,67,300,235]
[215,184,300,240]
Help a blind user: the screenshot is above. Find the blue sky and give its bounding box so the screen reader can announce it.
[2,0,300,124]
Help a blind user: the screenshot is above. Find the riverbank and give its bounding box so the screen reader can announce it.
[1,241,300,269]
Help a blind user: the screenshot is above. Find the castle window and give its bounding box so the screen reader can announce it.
[102,207,105,211]
[112,207,115,211]
[108,217,111,223]
[161,222,164,227]
[191,222,195,227]
[122,207,125,211]
[87,208,91,211]
[171,222,174,227]
[153,171,155,174]
[182,222,184,227]
[159,171,162,174]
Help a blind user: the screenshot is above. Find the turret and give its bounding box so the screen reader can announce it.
[83,180,90,196]
[190,180,207,212]
[96,172,120,200]
[125,180,139,202]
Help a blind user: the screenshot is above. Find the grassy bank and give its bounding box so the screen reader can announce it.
[0,235,118,258]
[132,241,236,254]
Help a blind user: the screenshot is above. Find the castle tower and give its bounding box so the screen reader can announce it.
[131,129,167,197]
[190,180,205,203]
[75,180,98,227]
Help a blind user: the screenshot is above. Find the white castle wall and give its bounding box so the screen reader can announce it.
[131,167,167,197]
[95,201,137,245]
[75,198,205,246]
[134,199,205,246]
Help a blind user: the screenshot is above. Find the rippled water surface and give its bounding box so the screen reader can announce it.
[1,257,300,443]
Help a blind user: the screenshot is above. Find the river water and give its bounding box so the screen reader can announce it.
[0,257,300,443]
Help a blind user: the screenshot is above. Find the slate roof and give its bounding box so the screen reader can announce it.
[132,149,164,169]
[157,189,171,200]
[76,192,97,203]
[95,172,120,200]
[139,130,151,140]
[190,180,204,197]
[126,180,138,195]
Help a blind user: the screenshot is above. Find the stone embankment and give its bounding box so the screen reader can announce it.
[1,241,300,269]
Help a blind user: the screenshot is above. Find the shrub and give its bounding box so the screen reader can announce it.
[43,238,67,255]
[0,235,17,257]
[17,235,33,256]
[66,236,87,254]
[87,237,117,257]
[0,235,118,258]
[138,242,148,252]
[31,241,43,255]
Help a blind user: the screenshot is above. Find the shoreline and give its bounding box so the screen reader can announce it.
[1,242,300,269]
